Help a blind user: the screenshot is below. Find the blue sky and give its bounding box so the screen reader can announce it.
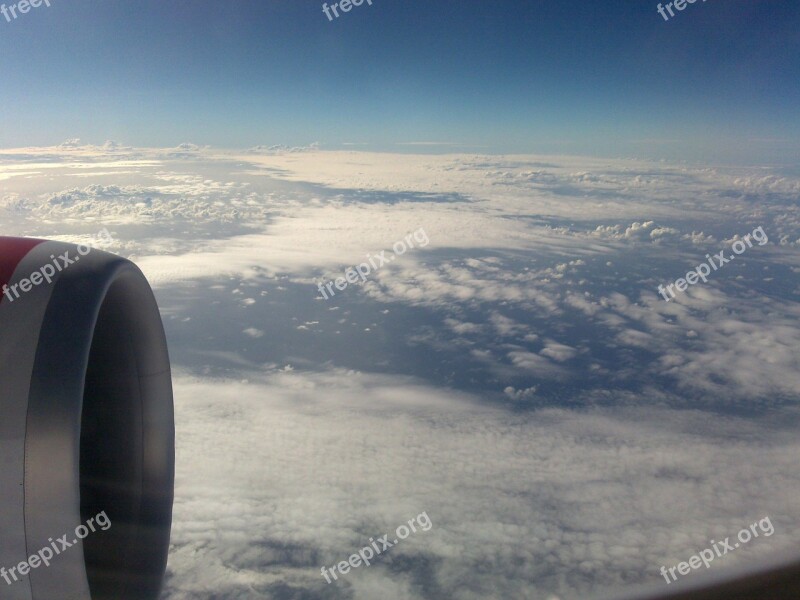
[0,0,798,162]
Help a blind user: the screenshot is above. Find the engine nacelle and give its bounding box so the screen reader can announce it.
[0,237,174,600]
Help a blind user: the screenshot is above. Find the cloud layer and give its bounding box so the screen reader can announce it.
[1,145,798,599]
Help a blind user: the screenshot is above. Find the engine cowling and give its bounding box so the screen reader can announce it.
[0,236,174,600]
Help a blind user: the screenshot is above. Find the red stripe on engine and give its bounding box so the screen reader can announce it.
[0,237,45,301]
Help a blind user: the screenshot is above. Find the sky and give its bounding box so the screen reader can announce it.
[0,0,798,163]
[1,2,799,598]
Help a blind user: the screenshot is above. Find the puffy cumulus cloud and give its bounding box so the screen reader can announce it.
[639,292,800,400]
[57,137,84,148]
[539,341,578,362]
[55,138,129,151]
[100,140,132,151]
[507,350,568,379]
[489,312,528,337]
[361,256,566,315]
[684,230,717,245]
[249,142,321,154]
[38,181,258,223]
[504,385,538,401]
[175,142,206,152]
[592,221,682,243]
[731,174,800,196]
[555,283,800,404]
[3,176,269,233]
[563,292,603,317]
[443,318,484,335]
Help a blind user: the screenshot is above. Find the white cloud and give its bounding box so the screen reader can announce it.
[164,371,800,599]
